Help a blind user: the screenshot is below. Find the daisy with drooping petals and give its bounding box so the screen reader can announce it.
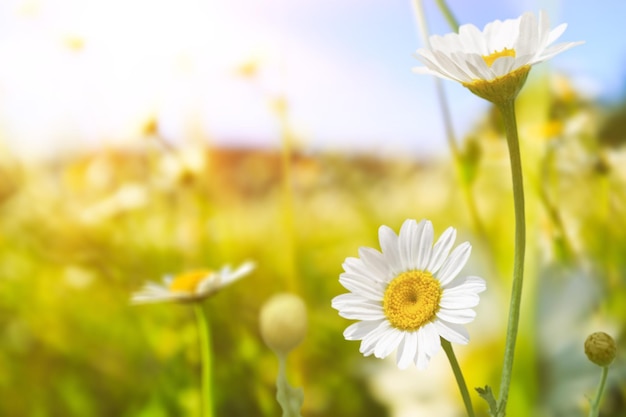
[331,219,485,370]
[131,261,255,304]
[413,10,582,103]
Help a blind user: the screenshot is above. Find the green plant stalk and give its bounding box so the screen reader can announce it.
[435,0,460,32]
[442,338,476,417]
[588,366,609,417]
[276,354,304,417]
[276,97,299,293]
[194,304,215,417]
[495,99,526,416]
[411,0,486,237]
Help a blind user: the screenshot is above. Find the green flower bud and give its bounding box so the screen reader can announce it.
[585,331,617,367]
[260,293,307,355]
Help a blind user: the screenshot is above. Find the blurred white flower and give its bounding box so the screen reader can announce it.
[131,261,255,304]
[332,219,485,369]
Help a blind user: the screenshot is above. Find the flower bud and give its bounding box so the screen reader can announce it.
[584,331,617,367]
[260,293,307,355]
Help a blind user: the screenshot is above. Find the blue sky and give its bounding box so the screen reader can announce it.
[0,0,623,158]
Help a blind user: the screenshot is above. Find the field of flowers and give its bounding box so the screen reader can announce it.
[2,2,626,416]
[0,69,625,417]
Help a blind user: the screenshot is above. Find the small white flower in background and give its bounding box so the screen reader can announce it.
[131,261,255,304]
[413,11,582,102]
[331,219,485,370]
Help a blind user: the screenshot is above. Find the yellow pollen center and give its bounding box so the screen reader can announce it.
[169,270,212,293]
[482,48,516,67]
[382,271,442,331]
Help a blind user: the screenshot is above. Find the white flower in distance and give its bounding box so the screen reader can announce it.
[413,11,582,102]
[331,220,485,369]
[131,262,255,304]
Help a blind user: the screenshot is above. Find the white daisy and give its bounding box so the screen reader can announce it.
[131,261,255,304]
[331,219,485,370]
[413,11,582,102]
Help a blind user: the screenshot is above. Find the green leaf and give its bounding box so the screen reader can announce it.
[476,385,498,416]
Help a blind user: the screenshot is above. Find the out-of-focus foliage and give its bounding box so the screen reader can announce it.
[0,74,625,417]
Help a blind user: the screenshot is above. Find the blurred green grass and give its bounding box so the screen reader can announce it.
[0,74,625,417]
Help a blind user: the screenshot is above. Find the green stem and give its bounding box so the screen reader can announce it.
[588,366,609,417]
[442,338,476,417]
[495,99,527,417]
[276,354,304,417]
[276,97,299,293]
[411,0,486,238]
[194,304,214,417]
[435,0,460,32]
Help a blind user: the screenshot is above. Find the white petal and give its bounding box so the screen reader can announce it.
[332,294,385,320]
[515,10,537,57]
[429,32,461,55]
[420,322,442,359]
[463,53,495,80]
[546,23,567,47]
[412,64,456,81]
[197,275,221,294]
[213,261,255,288]
[415,327,430,369]
[432,50,475,83]
[459,23,488,55]
[378,225,403,275]
[130,293,189,304]
[339,273,385,300]
[436,242,472,286]
[444,275,486,293]
[414,220,434,270]
[396,331,418,369]
[398,219,419,270]
[344,319,385,340]
[360,321,391,356]
[358,247,394,282]
[428,226,456,273]
[436,308,476,324]
[374,327,405,359]
[343,254,386,283]
[534,41,584,64]
[490,56,517,77]
[435,320,470,344]
[440,292,480,309]
[414,49,462,81]
[533,10,551,51]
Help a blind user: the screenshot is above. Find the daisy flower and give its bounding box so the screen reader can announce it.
[131,261,255,304]
[331,219,485,369]
[413,10,582,103]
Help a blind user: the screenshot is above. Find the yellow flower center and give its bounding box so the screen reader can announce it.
[382,270,442,331]
[482,48,516,67]
[169,270,212,293]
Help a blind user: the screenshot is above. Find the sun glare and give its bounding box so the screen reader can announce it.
[0,0,273,157]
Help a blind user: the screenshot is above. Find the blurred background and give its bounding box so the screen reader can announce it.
[0,0,625,416]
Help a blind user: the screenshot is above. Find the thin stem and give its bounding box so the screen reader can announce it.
[194,304,214,417]
[588,366,610,417]
[411,0,486,238]
[441,338,475,417]
[276,353,304,417]
[496,99,527,416]
[435,0,460,32]
[275,96,299,293]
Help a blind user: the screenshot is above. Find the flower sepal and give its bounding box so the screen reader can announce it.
[463,65,531,105]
